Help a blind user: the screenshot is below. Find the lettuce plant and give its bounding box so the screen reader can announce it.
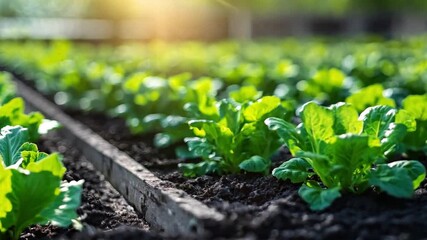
[0,72,15,105]
[0,126,83,240]
[179,96,292,177]
[0,73,51,142]
[400,94,427,153]
[347,89,426,154]
[117,74,220,148]
[0,98,46,142]
[346,84,396,113]
[266,102,425,210]
[150,76,220,148]
[299,68,351,104]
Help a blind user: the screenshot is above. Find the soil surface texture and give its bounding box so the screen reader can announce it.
[69,111,178,169]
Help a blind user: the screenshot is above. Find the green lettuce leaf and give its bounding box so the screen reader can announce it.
[272,158,312,183]
[20,143,49,169]
[299,102,335,152]
[298,185,341,211]
[400,95,427,152]
[369,164,413,198]
[0,126,29,167]
[0,163,12,232]
[239,155,270,173]
[37,180,84,227]
[360,105,414,155]
[265,117,302,155]
[0,169,61,239]
[328,102,363,134]
[243,96,281,122]
[387,160,426,189]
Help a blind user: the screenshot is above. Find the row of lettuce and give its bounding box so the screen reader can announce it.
[0,39,426,211]
[0,73,82,240]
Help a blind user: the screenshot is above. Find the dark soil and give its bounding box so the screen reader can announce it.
[67,111,179,169]
[19,131,165,240]
[167,171,427,240]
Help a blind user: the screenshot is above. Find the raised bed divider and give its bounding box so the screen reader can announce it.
[13,78,225,237]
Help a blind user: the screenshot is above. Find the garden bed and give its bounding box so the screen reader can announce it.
[9,70,427,239]
[69,110,427,240]
[12,76,225,238]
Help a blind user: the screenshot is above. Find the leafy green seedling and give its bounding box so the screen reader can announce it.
[0,72,16,105]
[266,102,425,210]
[0,98,45,142]
[0,126,83,240]
[180,96,292,177]
[399,94,427,153]
[346,84,396,113]
[300,68,349,103]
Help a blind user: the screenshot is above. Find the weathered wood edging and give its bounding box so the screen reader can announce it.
[14,79,225,237]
